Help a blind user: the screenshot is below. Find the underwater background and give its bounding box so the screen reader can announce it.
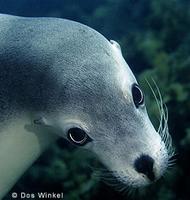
[0,0,189,199]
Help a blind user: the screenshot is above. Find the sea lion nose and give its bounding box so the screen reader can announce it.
[134,154,155,181]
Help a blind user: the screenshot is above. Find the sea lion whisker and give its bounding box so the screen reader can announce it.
[146,78,175,159]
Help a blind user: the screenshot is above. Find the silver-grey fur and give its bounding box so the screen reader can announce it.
[0,14,173,194]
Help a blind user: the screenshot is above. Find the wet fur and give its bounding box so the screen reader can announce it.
[0,13,173,193]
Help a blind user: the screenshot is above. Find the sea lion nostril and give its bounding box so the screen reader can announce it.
[134,154,155,181]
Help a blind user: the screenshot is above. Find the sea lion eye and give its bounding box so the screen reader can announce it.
[67,127,92,146]
[132,83,144,108]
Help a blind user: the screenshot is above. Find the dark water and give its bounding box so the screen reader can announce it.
[0,0,190,200]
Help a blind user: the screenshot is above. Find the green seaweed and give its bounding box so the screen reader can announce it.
[3,0,190,199]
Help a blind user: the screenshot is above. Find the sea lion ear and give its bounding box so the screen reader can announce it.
[110,40,122,53]
[33,116,48,126]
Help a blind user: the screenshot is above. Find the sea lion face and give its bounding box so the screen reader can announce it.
[46,40,172,188]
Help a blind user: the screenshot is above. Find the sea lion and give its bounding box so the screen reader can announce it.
[0,14,174,197]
